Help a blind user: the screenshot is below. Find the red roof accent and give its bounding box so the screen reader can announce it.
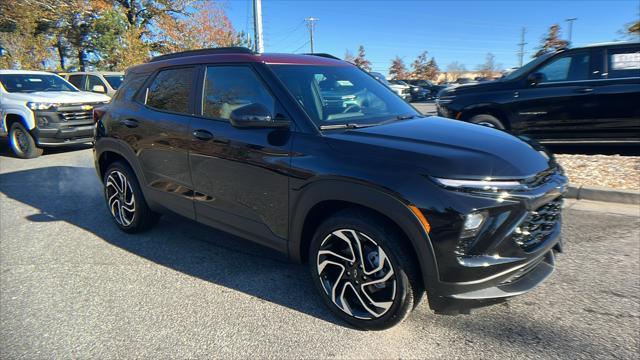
[128,52,349,73]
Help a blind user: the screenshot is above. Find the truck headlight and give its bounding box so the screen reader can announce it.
[26,102,59,110]
[432,177,527,192]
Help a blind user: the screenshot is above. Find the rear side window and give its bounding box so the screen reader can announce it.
[68,75,85,89]
[112,72,148,102]
[538,53,590,83]
[607,47,640,79]
[146,67,195,114]
[201,66,275,121]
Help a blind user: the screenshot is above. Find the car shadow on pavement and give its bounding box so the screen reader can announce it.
[0,140,94,158]
[0,165,342,327]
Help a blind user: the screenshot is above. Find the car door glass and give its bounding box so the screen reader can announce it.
[202,66,275,121]
[538,53,590,83]
[67,75,85,89]
[608,47,640,79]
[146,67,195,114]
[87,75,106,91]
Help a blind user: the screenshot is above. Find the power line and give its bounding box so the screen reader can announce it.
[517,27,527,67]
[292,40,311,53]
[305,17,319,53]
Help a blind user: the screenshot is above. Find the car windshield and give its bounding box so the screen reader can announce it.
[270,65,419,128]
[0,73,78,93]
[104,75,124,89]
[501,52,555,81]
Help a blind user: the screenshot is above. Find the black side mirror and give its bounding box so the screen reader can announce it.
[229,103,289,129]
[528,72,544,86]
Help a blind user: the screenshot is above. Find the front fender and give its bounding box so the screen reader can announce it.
[288,179,439,290]
[2,107,35,134]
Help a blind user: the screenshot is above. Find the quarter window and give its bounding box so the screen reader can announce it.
[146,67,195,114]
[538,53,590,83]
[67,75,85,89]
[607,47,640,79]
[201,66,275,121]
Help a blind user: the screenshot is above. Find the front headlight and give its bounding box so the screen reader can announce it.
[432,177,527,192]
[26,102,59,111]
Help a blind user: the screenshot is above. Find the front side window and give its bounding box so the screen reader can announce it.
[608,47,640,79]
[0,74,78,93]
[201,66,275,121]
[87,75,106,92]
[537,53,590,83]
[67,75,85,89]
[270,64,418,127]
[146,67,195,114]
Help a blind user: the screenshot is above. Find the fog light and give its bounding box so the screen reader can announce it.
[37,116,49,126]
[461,211,487,238]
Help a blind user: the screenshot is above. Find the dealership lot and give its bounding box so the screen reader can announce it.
[0,146,638,359]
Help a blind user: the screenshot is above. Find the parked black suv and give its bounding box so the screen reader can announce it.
[436,41,640,143]
[94,48,567,330]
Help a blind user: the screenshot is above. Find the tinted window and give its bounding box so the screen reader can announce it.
[146,67,195,114]
[67,75,85,89]
[87,75,105,91]
[0,74,78,93]
[202,66,275,121]
[112,72,148,102]
[608,47,640,79]
[538,53,590,83]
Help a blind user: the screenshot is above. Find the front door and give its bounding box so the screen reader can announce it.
[509,50,599,140]
[189,64,293,252]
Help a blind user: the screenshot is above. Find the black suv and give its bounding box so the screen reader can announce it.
[436,41,640,143]
[94,48,567,330]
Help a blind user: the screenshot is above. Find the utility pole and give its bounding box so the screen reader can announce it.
[305,17,319,53]
[517,27,527,67]
[253,0,264,53]
[565,17,577,44]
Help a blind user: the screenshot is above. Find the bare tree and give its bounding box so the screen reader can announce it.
[344,49,355,63]
[388,56,408,79]
[534,24,569,58]
[446,61,467,82]
[476,53,501,78]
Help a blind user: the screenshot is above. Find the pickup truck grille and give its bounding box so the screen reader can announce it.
[512,198,562,251]
[59,109,93,122]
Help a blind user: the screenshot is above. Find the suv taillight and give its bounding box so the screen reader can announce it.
[93,107,106,123]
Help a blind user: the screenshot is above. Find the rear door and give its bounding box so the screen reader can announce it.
[591,45,640,140]
[188,64,293,251]
[112,66,197,219]
[510,50,599,140]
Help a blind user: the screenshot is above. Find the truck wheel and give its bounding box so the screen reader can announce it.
[469,114,505,130]
[309,209,423,330]
[9,122,43,158]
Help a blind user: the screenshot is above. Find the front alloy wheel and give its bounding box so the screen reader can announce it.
[310,210,422,330]
[317,229,397,320]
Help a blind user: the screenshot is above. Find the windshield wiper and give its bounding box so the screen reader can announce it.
[319,123,375,130]
[396,114,421,120]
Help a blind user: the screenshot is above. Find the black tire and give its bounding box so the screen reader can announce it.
[309,209,424,330]
[103,161,159,233]
[9,122,43,158]
[469,114,505,130]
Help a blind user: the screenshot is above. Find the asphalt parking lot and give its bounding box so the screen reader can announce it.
[0,145,639,359]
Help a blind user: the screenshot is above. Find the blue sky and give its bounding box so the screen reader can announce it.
[224,0,639,73]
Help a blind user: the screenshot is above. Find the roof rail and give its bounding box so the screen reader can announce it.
[303,53,342,61]
[150,47,255,62]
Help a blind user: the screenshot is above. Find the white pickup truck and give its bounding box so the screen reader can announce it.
[0,70,110,158]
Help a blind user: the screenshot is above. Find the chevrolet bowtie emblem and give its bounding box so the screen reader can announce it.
[81,105,93,111]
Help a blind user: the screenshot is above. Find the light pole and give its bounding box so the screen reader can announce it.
[305,17,319,53]
[565,18,577,44]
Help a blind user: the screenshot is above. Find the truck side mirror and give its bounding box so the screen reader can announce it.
[528,72,544,86]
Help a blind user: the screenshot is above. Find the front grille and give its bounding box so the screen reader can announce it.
[512,198,562,251]
[522,167,556,189]
[59,109,93,122]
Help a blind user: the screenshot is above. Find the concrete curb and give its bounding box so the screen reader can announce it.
[566,185,640,205]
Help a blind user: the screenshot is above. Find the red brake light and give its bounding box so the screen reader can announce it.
[93,106,106,123]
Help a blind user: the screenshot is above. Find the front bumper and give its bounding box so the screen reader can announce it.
[31,105,96,146]
[421,170,567,312]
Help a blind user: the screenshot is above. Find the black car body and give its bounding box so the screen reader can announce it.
[403,79,447,99]
[436,41,640,143]
[94,48,567,330]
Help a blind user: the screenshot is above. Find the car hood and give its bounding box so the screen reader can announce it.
[7,91,110,104]
[325,116,551,179]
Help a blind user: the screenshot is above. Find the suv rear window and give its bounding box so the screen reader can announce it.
[146,67,195,114]
[608,47,640,79]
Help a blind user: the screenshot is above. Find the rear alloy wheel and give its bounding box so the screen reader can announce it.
[310,210,422,330]
[104,161,159,233]
[469,114,505,130]
[9,122,43,158]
